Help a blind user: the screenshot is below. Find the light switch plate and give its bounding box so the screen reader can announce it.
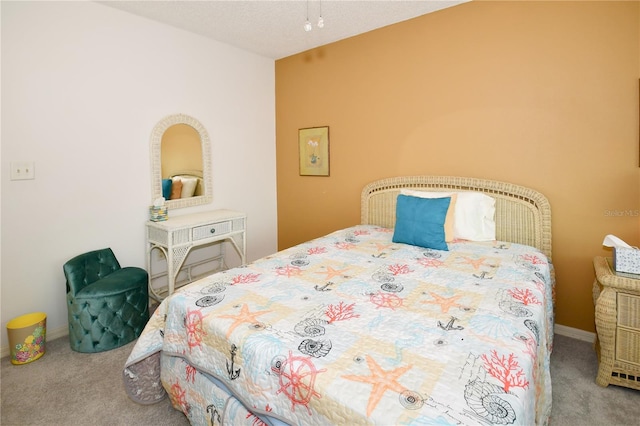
[10,161,35,180]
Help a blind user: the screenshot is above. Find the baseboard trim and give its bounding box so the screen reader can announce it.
[554,323,596,343]
[1,325,68,359]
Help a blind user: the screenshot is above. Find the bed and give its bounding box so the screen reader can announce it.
[124,175,554,426]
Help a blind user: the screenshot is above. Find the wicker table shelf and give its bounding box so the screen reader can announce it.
[146,209,246,301]
[592,256,640,390]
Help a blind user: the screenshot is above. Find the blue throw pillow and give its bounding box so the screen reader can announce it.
[392,194,450,251]
[162,179,173,200]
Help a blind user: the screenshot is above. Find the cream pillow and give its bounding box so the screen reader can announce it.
[178,176,198,198]
[452,192,496,241]
[400,189,457,242]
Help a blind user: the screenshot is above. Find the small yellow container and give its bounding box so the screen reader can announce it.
[7,312,46,365]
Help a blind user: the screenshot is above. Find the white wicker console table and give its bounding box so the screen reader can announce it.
[146,209,246,301]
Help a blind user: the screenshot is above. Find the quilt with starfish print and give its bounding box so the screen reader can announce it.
[124,225,554,426]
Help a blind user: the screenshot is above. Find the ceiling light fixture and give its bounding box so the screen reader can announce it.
[317,1,324,28]
[304,0,312,31]
[304,0,324,32]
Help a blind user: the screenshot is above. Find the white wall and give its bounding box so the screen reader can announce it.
[1,2,277,352]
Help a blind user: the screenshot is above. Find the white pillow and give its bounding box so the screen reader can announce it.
[174,176,198,198]
[453,192,496,241]
[399,189,495,241]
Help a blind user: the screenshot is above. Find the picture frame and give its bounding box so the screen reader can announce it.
[299,126,330,176]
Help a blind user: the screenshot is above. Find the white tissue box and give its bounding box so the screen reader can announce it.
[613,247,640,274]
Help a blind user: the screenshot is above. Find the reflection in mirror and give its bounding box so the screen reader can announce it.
[161,124,204,197]
[150,114,212,210]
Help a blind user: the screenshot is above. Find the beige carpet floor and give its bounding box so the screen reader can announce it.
[1,336,188,426]
[1,333,639,425]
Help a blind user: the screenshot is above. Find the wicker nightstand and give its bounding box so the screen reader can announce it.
[592,256,640,390]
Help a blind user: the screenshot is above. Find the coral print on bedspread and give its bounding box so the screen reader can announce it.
[124,225,553,426]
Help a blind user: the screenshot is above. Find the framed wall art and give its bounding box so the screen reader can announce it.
[299,126,330,176]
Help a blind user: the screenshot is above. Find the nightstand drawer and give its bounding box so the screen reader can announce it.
[193,221,231,240]
[616,327,640,366]
[618,293,640,329]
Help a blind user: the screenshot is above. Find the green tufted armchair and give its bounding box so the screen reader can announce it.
[63,248,149,353]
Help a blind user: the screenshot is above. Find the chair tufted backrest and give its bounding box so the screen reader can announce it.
[63,248,121,295]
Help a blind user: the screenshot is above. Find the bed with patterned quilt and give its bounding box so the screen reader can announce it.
[123,175,554,426]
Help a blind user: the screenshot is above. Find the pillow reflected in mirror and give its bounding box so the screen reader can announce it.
[162,179,172,200]
[169,174,201,198]
[170,178,183,200]
[179,176,198,198]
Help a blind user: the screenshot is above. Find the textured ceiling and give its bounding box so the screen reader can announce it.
[99,0,467,60]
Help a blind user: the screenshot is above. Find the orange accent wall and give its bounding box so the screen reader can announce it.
[275,1,640,333]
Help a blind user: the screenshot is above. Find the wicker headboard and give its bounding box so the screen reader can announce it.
[361,176,552,260]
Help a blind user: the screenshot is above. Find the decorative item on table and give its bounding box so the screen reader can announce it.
[149,197,168,222]
[603,234,640,274]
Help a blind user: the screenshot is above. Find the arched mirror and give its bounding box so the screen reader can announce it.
[150,114,212,209]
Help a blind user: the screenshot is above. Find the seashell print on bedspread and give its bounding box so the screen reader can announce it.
[124,225,554,425]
